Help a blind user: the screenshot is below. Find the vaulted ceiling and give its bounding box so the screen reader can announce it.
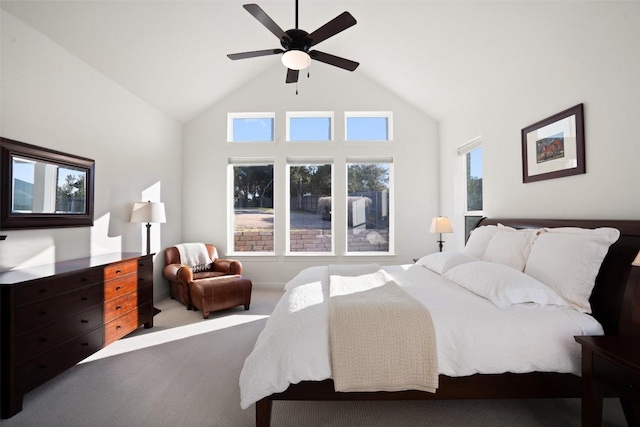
[0,1,609,124]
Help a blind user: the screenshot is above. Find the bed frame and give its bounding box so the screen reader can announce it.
[254,218,640,427]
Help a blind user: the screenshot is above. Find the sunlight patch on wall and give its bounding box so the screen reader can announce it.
[91,212,122,254]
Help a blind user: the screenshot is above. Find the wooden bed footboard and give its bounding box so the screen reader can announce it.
[255,373,582,427]
[253,218,640,427]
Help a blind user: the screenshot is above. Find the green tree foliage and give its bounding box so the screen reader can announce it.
[56,173,86,213]
[234,165,274,207]
[467,177,483,211]
[348,164,389,193]
[289,165,331,198]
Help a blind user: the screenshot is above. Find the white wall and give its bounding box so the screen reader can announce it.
[439,1,640,250]
[183,63,440,287]
[0,11,183,301]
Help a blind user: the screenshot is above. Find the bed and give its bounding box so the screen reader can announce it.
[241,218,640,427]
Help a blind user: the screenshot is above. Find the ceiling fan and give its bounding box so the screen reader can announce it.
[227,1,359,84]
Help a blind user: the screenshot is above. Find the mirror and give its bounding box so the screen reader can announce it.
[1,137,95,230]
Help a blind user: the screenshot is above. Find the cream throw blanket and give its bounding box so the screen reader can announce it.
[175,243,212,272]
[329,267,438,393]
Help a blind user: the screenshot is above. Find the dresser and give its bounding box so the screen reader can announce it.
[0,253,154,419]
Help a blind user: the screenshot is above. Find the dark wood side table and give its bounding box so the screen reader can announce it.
[574,335,640,427]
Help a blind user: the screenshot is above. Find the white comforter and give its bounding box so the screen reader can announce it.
[239,264,603,409]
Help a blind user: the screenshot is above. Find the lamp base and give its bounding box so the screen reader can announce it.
[145,223,151,255]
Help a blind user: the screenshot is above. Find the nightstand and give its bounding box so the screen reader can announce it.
[574,335,640,427]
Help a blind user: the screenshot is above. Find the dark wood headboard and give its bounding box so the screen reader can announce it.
[476,218,640,336]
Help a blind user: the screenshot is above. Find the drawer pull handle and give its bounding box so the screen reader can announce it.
[115,270,122,274]
[81,319,89,323]
[38,311,47,316]
[116,325,122,330]
[116,286,122,291]
[81,297,88,301]
[39,364,47,369]
[81,342,89,346]
[39,337,48,342]
[116,306,122,310]
[81,277,88,282]
[38,289,47,294]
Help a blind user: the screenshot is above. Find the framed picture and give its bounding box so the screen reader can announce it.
[521,103,585,183]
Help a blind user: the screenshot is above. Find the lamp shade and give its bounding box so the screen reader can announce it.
[281,50,311,70]
[633,250,640,267]
[130,202,166,224]
[430,216,453,234]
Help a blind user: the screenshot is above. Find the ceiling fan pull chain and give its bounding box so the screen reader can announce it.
[296,81,299,95]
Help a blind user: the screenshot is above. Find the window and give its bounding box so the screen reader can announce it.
[230,162,274,253]
[287,161,333,254]
[458,138,483,240]
[346,160,392,253]
[345,112,393,141]
[227,113,275,142]
[286,112,333,141]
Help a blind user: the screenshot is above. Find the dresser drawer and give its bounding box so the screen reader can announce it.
[104,291,138,323]
[103,274,140,302]
[15,268,103,307]
[104,308,140,345]
[104,258,147,280]
[15,306,103,363]
[15,284,103,336]
[16,327,104,394]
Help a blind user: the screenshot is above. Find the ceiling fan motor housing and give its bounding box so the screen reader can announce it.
[282,29,311,52]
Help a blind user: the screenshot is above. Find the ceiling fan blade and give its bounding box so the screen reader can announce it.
[243,4,292,43]
[309,50,359,71]
[305,12,356,47]
[286,68,299,84]
[227,48,284,60]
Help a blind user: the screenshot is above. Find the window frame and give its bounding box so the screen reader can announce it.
[344,111,393,142]
[458,137,483,240]
[227,159,276,255]
[286,111,334,142]
[285,158,335,256]
[344,158,394,256]
[227,112,276,143]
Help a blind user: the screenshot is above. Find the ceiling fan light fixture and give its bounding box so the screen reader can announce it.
[281,50,311,70]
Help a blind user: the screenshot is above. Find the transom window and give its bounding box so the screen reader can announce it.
[286,112,333,141]
[345,112,393,141]
[227,113,275,142]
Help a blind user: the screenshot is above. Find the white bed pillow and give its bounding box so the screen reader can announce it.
[482,229,539,272]
[444,261,568,308]
[462,225,499,259]
[524,227,620,313]
[415,252,479,275]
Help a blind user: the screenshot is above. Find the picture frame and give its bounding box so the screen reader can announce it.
[521,103,585,183]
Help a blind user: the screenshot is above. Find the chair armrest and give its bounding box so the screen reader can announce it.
[163,263,194,283]
[214,259,243,275]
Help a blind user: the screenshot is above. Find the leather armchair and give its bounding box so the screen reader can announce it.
[163,244,242,309]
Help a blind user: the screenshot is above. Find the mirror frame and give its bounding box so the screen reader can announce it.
[1,137,95,230]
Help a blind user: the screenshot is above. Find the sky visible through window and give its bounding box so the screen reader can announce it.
[346,117,388,140]
[468,147,482,178]
[233,118,274,142]
[289,117,331,141]
[232,114,391,142]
